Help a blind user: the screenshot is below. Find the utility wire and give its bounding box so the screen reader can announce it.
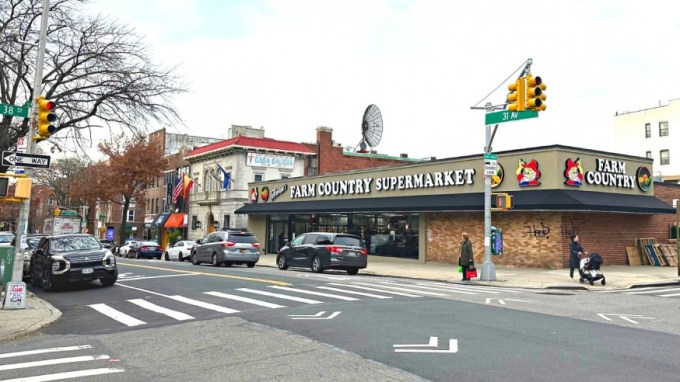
[471,59,531,109]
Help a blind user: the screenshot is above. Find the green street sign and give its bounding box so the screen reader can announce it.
[0,103,29,118]
[485,110,538,125]
[484,153,498,161]
[61,210,77,216]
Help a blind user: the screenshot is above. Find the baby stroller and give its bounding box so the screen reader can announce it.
[579,252,605,285]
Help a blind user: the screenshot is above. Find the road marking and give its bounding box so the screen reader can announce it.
[88,304,146,327]
[117,274,198,282]
[352,282,447,296]
[0,345,93,359]
[597,313,655,324]
[379,281,477,295]
[393,337,459,353]
[168,295,240,314]
[117,262,291,285]
[296,274,353,281]
[326,283,422,297]
[0,355,111,371]
[0,367,125,382]
[128,299,194,321]
[485,298,529,305]
[289,311,342,320]
[625,287,680,295]
[417,282,523,294]
[204,291,286,309]
[237,288,323,304]
[316,286,392,299]
[659,292,680,297]
[269,286,360,301]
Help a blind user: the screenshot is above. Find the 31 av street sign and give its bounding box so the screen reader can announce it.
[1,151,51,168]
[485,110,538,125]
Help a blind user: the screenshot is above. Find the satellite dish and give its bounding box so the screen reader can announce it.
[357,104,383,152]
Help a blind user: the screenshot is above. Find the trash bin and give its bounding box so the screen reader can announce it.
[0,246,16,289]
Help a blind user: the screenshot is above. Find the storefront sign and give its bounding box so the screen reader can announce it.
[585,158,636,189]
[271,184,288,201]
[290,168,476,199]
[246,153,295,169]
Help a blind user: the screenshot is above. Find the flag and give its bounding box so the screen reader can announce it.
[171,175,183,203]
[182,174,195,200]
[216,163,231,189]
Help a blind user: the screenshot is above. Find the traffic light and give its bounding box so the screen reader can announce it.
[14,178,32,199]
[495,193,513,209]
[507,77,525,112]
[526,74,546,111]
[54,208,61,216]
[35,96,56,141]
[0,177,8,198]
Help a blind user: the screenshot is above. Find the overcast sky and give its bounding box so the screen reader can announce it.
[85,0,680,160]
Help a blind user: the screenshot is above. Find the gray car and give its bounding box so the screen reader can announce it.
[190,229,261,268]
[277,232,367,275]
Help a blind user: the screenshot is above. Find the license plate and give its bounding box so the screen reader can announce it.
[239,249,246,253]
[346,252,357,256]
[82,268,94,274]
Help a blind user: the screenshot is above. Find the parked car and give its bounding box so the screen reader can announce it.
[19,233,48,279]
[127,241,163,259]
[0,232,14,246]
[98,239,114,250]
[30,234,117,291]
[277,232,367,275]
[164,240,196,261]
[117,240,138,257]
[190,228,260,267]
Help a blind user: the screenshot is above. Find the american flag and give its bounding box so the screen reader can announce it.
[171,175,183,203]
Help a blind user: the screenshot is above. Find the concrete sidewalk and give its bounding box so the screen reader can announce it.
[1,255,678,345]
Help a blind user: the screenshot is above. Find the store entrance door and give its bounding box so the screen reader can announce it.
[268,220,289,254]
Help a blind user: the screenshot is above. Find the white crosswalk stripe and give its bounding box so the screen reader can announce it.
[415,282,524,294]
[594,286,680,298]
[326,283,422,297]
[269,286,360,301]
[350,282,448,296]
[0,368,126,382]
[316,286,393,299]
[377,281,477,295]
[625,287,680,295]
[237,288,324,304]
[168,295,240,314]
[129,299,194,321]
[204,291,286,308]
[88,303,146,327]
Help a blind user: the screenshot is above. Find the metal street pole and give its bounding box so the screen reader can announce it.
[481,102,496,281]
[13,0,50,282]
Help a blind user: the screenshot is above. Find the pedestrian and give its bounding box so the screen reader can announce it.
[459,232,474,281]
[278,230,287,250]
[569,234,587,279]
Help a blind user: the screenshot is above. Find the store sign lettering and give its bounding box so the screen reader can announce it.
[290,168,476,199]
[246,153,295,169]
[585,158,635,188]
[271,184,288,201]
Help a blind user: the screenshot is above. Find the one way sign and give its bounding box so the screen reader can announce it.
[2,151,51,168]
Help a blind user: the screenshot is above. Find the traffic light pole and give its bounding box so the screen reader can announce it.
[13,0,50,283]
[481,102,497,281]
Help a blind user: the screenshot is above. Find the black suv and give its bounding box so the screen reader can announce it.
[277,232,367,275]
[190,228,261,267]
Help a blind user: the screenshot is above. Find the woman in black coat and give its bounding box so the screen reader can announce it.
[459,232,474,281]
[569,234,586,278]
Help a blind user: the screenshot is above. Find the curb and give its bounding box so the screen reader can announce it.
[0,292,62,342]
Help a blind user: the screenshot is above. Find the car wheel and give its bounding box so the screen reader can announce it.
[311,255,323,273]
[31,266,42,288]
[601,278,606,286]
[100,274,117,287]
[134,252,139,259]
[346,268,359,275]
[178,252,184,262]
[277,255,288,270]
[247,262,256,268]
[191,253,200,266]
[211,254,220,267]
[164,252,170,261]
[41,269,56,292]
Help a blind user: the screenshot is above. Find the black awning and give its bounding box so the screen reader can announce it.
[235,189,675,215]
[151,213,171,228]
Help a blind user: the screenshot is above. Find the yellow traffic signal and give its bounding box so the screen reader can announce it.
[35,96,56,141]
[14,178,32,199]
[507,77,525,112]
[54,208,61,216]
[526,74,546,111]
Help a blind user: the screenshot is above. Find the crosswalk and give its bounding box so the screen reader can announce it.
[0,344,124,381]
[89,281,525,328]
[595,285,680,298]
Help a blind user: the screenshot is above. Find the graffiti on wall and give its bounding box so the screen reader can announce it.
[526,222,551,239]
[560,221,580,238]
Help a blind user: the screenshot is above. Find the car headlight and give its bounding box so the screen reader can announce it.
[103,251,116,268]
[50,255,70,274]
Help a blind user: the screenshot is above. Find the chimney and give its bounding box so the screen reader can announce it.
[400,153,408,158]
[316,126,333,148]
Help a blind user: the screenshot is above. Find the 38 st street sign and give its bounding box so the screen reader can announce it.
[0,103,30,118]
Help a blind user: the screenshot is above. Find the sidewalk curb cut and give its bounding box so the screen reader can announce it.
[0,292,62,342]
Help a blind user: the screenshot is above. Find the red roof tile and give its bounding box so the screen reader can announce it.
[186,135,316,158]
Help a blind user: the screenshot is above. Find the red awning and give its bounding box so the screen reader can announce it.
[164,213,187,228]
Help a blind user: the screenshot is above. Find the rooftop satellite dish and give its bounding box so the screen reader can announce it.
[357,104,383,152]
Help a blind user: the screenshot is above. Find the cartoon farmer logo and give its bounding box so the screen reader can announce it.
[249,187,259,203]
[516,158,541,187]
[564,158,584,187]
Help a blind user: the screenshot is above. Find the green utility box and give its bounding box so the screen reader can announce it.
[0,246,16,288]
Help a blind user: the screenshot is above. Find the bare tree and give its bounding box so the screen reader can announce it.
[33,156,90,207]
[0,0,186,171]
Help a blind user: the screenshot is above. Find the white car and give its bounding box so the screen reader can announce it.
[164,240,196,262]
[117,240,138,257]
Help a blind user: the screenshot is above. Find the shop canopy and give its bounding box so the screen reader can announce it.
[151,213,171,228]
[235,190,675,215]
[164,213,187,228]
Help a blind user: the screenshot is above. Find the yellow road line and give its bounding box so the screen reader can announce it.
[118,262,291,286]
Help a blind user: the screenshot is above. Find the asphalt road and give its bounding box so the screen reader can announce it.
[2,257,679,381]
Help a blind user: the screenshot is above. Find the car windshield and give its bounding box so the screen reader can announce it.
[26,237,43,248]
[51,236,102,253]
[229,234,258,244]
[333,236,361,247]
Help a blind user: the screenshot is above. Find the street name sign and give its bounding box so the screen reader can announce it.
[0,103,29,118]
[485,110,538,125]
[1,151,51,168]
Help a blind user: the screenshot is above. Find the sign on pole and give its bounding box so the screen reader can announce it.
[485,110,538,125]
[0,103,30,118]
[1,151,51,168]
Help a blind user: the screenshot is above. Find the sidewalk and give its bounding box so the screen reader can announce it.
[1,256,678,344]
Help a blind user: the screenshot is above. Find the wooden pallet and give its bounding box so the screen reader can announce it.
[657,244,678,267]
[625,246,642,266]
[636,238,656,265]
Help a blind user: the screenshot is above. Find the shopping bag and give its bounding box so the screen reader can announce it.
[457,265,463,273]
[466,264,477,278]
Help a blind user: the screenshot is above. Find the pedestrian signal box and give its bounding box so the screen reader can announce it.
[0,177,8,198]
[494,193,513,209]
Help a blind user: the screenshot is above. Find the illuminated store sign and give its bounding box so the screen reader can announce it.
[585,158,635,189]
[290,168,476,199]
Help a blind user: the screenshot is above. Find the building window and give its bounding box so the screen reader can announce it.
[223,215,230,229]
[646,151,652,159]
[127,209,134,222]
[660,150,670,165]
[645,123,651,138]
[47,198,54,206]
[191,215,198,230]
[659,121,669,137]
[254,174,264,182]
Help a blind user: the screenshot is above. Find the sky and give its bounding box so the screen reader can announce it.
[83,0,680,161]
